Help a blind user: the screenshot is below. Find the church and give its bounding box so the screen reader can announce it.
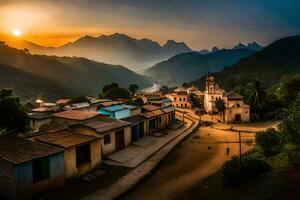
[203,75,250,123]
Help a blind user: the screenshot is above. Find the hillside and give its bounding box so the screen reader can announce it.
[0,64,77,102]
[189,35,300,91]
[18,33,192,72]
[146,49,255,85]
[0,43,151,101]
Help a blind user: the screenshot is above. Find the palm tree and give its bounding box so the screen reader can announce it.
[215,97,226,121]
[245,80,266,114]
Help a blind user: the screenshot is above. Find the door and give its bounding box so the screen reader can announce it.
[115,129,125,151]
[132,125,139,141]
[139,122,144,138]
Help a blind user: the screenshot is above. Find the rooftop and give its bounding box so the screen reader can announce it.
[53,110,99,121]
[56,99,70,105]
[102,105,127,112]
[225,91,244,100]
[142,104,160,111]
[121,104,138,110]
[140,109,164,119]
[122,116,144,124]
[35,130,98,148]
[162,107,176,113]
[0,136,63,165]
[78,117,130,133]
[64,102,90,110]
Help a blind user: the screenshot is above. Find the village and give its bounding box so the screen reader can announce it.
[0,75,277,199]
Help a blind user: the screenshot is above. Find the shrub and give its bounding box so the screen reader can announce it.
[221,156,270,186]
[255,128,281,155]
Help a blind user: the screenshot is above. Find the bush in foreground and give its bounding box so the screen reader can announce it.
[256,128,281,155]
[221,156,270,186]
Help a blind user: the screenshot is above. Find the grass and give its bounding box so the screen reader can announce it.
[180,147,293,200]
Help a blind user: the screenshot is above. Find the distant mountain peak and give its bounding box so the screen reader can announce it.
[212,47,220,52]
[162,40,191,52]
[233,41,262,51]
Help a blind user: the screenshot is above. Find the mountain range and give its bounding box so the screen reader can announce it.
[189,35,300,91]
[0,43,150,101]
[16,33,192,73]
[146,48,256,85]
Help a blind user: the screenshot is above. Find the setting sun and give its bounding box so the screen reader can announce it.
[12,29,22,37]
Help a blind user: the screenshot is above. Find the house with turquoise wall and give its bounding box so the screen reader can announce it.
[99,105,131,119]
[0,136,64,199]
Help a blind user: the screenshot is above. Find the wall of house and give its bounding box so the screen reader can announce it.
[102,130,116,155]
[15,153,64,199]
[0,159,16,199]
[224,101,250,123]
[124,126,131,146]
[168,94,191,108]
[64,140,102,178]
[204,92,223,113]
[30,118,53,131]
[130,107,141,116]
[115,109,131,119]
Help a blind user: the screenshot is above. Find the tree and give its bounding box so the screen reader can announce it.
[182,82,190,88]
[281,94,300,145]
[104,87,130,100]
[0,88,29,134]
[160,85,169,94]
[276,75,300,106]
[69,95,90,105]
[244,80,267,114]
[102,82,119,93]
[128,84,139,96]
[188,93,200,108]
[215,97,226,121]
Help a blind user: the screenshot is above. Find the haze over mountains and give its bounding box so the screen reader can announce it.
[17,33,192,73]
[146,48,256,85]
[0,43,150,101]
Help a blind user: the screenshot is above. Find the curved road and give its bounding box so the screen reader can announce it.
[121,125,255,200]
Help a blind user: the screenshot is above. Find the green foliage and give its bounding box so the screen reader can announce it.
[103,87,130,100]
[188,93,200,108]
[0,88,29,134]
[256,128,281,155]
[221,156,270,186]
[280,94,300,145]
[128,84,139,96]
[102,82,119,93]
[244,80,267,114]
[69,95,90,105]
[276,75,300,106]
[182,82,190,88]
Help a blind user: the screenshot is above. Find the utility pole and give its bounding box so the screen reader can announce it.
[239,131,242,165]
[182,112,185,124]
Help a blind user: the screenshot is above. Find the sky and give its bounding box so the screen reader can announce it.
[0,0,300,50]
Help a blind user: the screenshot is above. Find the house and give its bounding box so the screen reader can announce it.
[53,110,99,126]
[203,75,250,123]
[148,98,172,108]
[121,104,141,116]
[122,116,145,141]
[71,117,131,155]
[223,91,250,123]
[166,91,191,108]
[0,136,64,199]
[99,105,131,119]
[64,102,93,112]
[161,106,176,127]
[28,112,53,131]
[140,105,166,135]
[35,130,102,178]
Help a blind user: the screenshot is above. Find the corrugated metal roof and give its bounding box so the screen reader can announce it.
[53,110,99,121]
[102,105,127,112]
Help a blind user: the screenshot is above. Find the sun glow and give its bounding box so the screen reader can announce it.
[12,29,22,37]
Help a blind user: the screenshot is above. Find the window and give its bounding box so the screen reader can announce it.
[76,144,91,167]
[174,97,177,101]
[181,104,183,107]
[159,116,162,124]
[104,134,111,145]
[149,119,155,129]
[246,111,248,113]
[179,98,182,101]
[33,157,50,183]
[183,98,186,101]
[237,104,240,107]
[211,96,214,100]
[185,103,187,107]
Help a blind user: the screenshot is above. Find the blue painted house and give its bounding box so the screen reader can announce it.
[0,136,64,199]
[99,105,131,119]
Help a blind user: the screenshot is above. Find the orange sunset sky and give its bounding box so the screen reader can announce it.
[0,0,299,49]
